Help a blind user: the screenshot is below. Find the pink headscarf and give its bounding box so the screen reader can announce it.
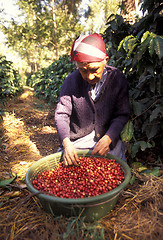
[71,33,107,62]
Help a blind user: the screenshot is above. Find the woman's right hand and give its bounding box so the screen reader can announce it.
[62,137,79,166]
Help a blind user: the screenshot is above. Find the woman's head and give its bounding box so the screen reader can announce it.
[71,33,107,63]
[71,33,108,85]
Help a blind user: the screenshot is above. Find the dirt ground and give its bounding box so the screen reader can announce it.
[0,87,162,240]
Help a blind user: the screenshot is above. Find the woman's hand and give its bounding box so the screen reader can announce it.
[92,135,112,156]
[62,137,79,166]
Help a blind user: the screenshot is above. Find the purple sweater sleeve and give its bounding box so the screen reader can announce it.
[55,93,72,143]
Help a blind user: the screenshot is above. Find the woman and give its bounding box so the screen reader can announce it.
[55,33,130,166]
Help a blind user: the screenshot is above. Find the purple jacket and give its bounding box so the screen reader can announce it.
[55,65,130,149]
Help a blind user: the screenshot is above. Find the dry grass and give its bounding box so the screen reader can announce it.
[101,174,163,240]
[0,111,41,180]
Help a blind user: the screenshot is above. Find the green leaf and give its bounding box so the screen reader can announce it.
[150,106,162,122]
[137,166,148,172]
[140,141,152,151]
[118,38,125,51]
[141,31,150,43]
[122,36,131,51]
[120,120,134,142]
[131,142,140,158]
[149,37,156,57]
[155,36,163,59]
[0,174,17,187]
[140,167,160,177]
[131,162,143,169]
[130,175,135,185]
[133,100,142,115]
[131,141,152,158]
[126,36,138,57]
[139,141,146,151]
[137,32,151,60]
[146,123,158,139]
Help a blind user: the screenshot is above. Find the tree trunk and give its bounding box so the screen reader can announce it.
[121,0,137,23]
[51,0,58,59]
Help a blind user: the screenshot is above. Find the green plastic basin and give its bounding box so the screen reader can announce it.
[25,150,131,222]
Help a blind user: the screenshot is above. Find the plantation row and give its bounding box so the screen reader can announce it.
[0,56,23,121]
[26,55,76,103]
[0,56,23,101]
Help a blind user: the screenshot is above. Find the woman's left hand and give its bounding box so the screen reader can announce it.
[92,135,112,156]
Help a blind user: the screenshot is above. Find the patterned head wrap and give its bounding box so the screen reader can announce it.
[71,33,107,62]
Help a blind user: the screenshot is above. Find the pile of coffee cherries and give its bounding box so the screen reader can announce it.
[32,156,125,199]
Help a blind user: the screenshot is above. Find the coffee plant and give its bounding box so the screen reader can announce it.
[26,54,76,103]
[0,56,23,100]
[104,0,163,158]
[0,56,23,121]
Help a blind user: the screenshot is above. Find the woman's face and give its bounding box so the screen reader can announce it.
[77,60,107,86]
